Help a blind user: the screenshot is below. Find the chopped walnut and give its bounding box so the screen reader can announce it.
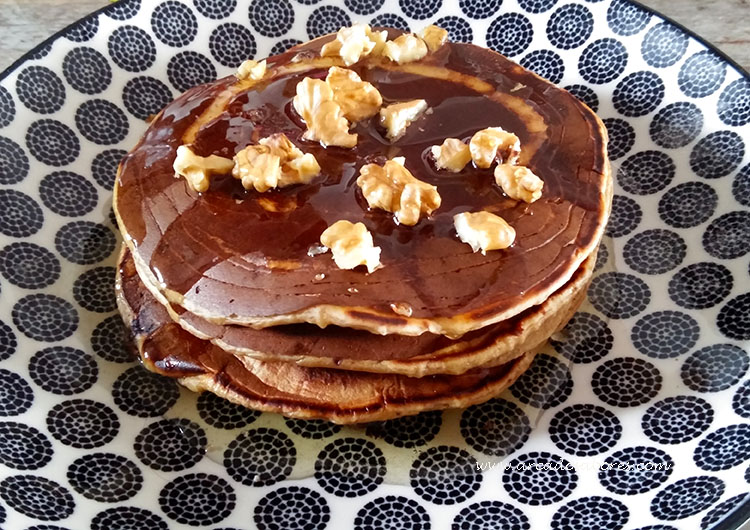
[379,99,428,141]
[454,211,516,254]
[231,133,320,192]
[356,157,441,226]
[469,127,521,168]
[173,145,234,193]
[236,59,267,80]
[431,138,472,172]
[320,23,387,66]
[293,77,357,148]
[283,153,321,185]
[259,133,322,186]
[419,25,448,52]
[366,26,388,56]
[320,220,381,273]
[232,145,281,192]
[383,33,428,64]
[326,67,382,122]
[494,164,544,203]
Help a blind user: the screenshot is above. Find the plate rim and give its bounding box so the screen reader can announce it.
[0,1,748,529]
[0,0,748,83]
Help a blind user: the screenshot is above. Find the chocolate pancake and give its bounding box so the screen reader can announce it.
[134,246,593,377]
[114,30,611,337]
[116,246,535,423]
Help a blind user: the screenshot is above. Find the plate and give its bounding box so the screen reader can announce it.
[0,0,748,528]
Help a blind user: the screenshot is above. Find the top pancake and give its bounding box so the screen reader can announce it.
[114,30,611,337]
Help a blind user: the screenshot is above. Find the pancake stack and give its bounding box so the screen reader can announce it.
[114,25,611,424]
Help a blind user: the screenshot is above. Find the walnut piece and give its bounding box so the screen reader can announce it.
[454,211,516,254]
[320,220,381,273]
[379,99,428,141]
[236,59,266,80]
[419,25,448,52]
[431,138,472,172]
[383,34,428,64]
[232,145,281,192]
[320,23,387,66]
[260,133,322,186]
[173,145,234,193]
[469,127,521,168]
[293,77,357,148]
[356,156,441,226]
[233,133,321,192]
[326,67,383,122]
[494,164,544,203]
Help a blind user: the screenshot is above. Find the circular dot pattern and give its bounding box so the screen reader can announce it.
[460,399,530,456]
[411,446,481,505]
[198,391,260,429]
[549,404,622,456]
[67,452,142,502]
[631,311,700,359]
[642,396,714,444]
[354,496,430,530]
[365,411,441,448]
[46,399,119,449]
[158,473,235,526]
[315,438,386,497]
[510,353,573,409]
[551,312,613,364]
[502,451,578,505]
[592,357,662,407]
[112,366,180,418]
[224,428,296,486]
[254,487,330,530]
[598,446,673,494]
[681,344,749,392]
[0,475,75,521]
[0,242,60,289]
[659,181,717,228]
[588,272,651,319]
[29,346,97,395]
[0,422,53,470]
[650,476,724,521]
[624,229,686,274]
[134,418,206,472]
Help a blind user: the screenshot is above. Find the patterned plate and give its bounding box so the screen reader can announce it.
[0,0,748,528]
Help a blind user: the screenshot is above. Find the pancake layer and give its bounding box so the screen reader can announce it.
[114,31,611,337]
[117,247,535,423]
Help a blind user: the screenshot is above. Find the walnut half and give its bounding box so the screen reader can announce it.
[320,220,381,273]
[232,133,321,192]
[494,164,544,203]
[173,145,234,192]
[356,157,441,226]
[293,77,357,148]
[469,127,521,169]
[326,67,382,122]
[454,211,516,254]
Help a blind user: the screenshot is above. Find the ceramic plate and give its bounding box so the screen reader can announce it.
[0,0,748,528]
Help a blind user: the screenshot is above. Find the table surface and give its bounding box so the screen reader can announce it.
[0,0,748,73]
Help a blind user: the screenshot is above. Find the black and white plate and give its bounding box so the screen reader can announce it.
[0,0,748,528]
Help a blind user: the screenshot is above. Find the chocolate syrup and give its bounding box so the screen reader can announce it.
[115,36,607,323]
